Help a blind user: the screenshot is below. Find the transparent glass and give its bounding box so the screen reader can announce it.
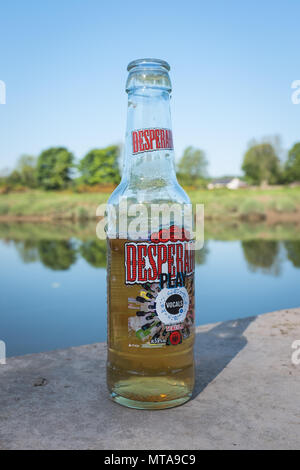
[108,59,190,210]
[106,59,195,409]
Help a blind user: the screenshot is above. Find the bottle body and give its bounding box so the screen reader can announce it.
[107,237,195,409]
[106,59,195,409]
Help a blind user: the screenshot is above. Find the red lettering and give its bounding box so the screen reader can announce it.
[149,129,155,150]
[168,244,176,278]
[166,129,173,149]
[148,245,157,281]
[126,245,137,282]
[137,244,147,282]
[132,128,173,154]
[132,131,139,153]
[155,129,161,149]
[170,130,173,148]
[160,129,166,149]
[176,243,183,274]
[184,249,190,274]
[125,240,192,283]
[144,129,150,151]
[138,130,144,152]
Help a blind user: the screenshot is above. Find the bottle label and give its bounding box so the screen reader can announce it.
[125,226,195,348]
[132,128,173,155]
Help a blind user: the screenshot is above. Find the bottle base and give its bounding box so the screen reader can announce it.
[110,392,192,410]
[108,376,193,410]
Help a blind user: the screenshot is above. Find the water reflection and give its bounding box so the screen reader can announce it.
[1,222,300,356]
[241,240,281,276]
[15,240,39,263]
[38,240,77,271]
[12,238,107,270]
[195,242,209,265]
[5,236,300,274]
[284,241,300,268]
[15,239,77,270]
[80,240,107,268]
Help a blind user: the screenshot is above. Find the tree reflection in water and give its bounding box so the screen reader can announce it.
[9,237,300,274]
[284,241,300,268]
[195,241,209,265]
[79,240,107,268]
[13,238,107,270]
[241,240,281,276]
[38,240,77,270]
[15,240,39,263]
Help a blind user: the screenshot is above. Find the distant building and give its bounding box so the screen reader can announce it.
[207,177,247,190]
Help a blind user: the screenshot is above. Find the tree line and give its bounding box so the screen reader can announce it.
[242,138,300,185]
[1,146,121,191]
[1,137,300,191]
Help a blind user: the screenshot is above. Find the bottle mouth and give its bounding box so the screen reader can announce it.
[126,58,172,93]
[127,58,170,72]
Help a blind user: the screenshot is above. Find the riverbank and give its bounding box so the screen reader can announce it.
[0,308,299,450]
[1,219,300,241]
[0,187,300,222]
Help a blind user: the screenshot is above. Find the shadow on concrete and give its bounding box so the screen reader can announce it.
[192,315,256,399]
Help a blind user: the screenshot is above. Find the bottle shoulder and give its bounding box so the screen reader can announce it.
[108,180,191,206]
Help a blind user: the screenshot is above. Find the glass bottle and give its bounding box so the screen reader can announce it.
[106,58,195,409]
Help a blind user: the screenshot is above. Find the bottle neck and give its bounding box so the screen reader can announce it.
[122,88,177,188]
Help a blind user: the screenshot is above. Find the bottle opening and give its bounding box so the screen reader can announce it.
[127,58,170,72]
[126,58,172,93]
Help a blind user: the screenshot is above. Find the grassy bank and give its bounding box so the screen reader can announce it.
[0,187,300,222]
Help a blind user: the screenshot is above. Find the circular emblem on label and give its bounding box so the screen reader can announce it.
[165,293,184,315]
[156,287,189,325]
[169,331,182,345]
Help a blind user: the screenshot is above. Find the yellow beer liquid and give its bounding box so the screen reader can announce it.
[107,238,195,409]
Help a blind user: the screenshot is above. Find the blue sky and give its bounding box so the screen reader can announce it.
[0,0,299,176]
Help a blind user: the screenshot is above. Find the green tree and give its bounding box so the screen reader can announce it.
[37,147,74,190]
[242,142,281,185]
[284,142,300,182]
[78,146,120,185]
[177,146,208,186]
[7,169,22,186]
[17,154,37,188]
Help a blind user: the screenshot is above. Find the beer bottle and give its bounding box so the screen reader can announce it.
[106,58,195,409]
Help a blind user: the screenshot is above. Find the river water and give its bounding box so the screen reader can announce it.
[0,222,299,356]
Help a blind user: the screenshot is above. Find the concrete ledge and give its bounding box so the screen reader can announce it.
[0,308,299,450]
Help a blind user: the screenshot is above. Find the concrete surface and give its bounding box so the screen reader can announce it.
[0,308,299,450]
